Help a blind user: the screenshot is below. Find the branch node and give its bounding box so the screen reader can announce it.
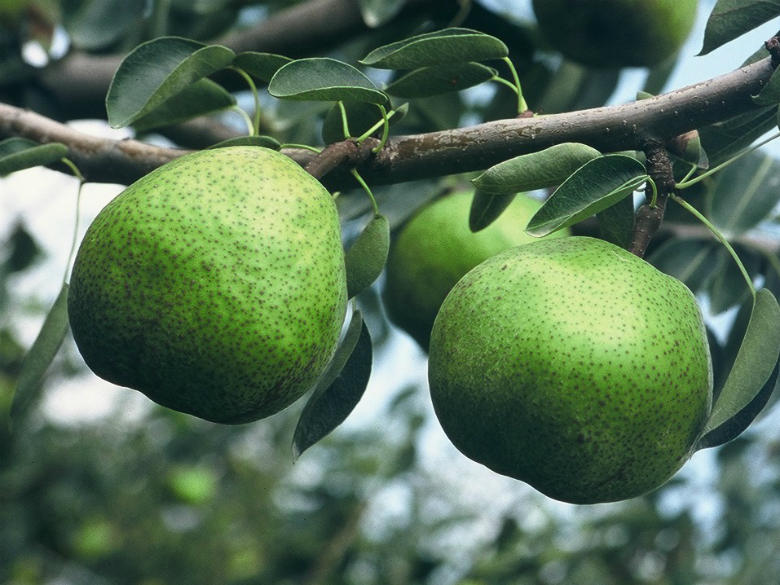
[765,36,780,67]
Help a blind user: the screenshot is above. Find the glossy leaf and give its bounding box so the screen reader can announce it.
[106,37,236,128]
[709,151,780,234]
[345,214,390,298]
[268,58,390,107]
[700,0,780,55]
[131,79,235,132]
[472,143,601,195]
[0,138,68,176]
[385,62,496,98]
[526,155,647,237]
[292,311,372,459]
[469,190,517,232]
[9,284,70,427]
[232,51,292,83]
[696,288,780,449]
[63,0,146,50]
[358,0,405,27]
[360,28,508,69]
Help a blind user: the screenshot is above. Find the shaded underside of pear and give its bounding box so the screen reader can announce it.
[428,237,712,504]
[68,146,347,424]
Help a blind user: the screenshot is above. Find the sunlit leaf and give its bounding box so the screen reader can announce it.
[106,37,235,128]
[292,311,372,459]
[360,28,508,69]
[268,58,390,107]
[526,155,647,237]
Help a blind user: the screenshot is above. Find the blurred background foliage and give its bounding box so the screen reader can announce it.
[2,0,780,584]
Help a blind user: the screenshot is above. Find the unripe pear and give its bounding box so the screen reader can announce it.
[383,191,567,350]
[532,0,698,68]
[68,146,347,424]
[428,236,712,504]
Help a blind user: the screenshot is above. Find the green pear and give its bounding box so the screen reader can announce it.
[428,236,712,504]
[68,146,347,424]
[532,0,698,68]
[383,191,567,350]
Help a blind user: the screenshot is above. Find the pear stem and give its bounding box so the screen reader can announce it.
[670,194,756,299]
[350,169,379,215]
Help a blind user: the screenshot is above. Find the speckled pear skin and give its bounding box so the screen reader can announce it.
[68,146,347,424]
[383,191,567,350]
[428,236,713,504]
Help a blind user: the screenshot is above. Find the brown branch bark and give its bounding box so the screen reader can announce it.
[0,57,775,188]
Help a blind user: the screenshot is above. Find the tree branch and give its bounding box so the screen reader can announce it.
[0,57,775,189]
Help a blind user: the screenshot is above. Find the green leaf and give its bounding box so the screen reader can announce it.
[709,151,780,235]
[696,288,780,449]
[469,190,517,232]
[699,0,780,55]
[63,0,146,50]
[232,51,292,83]
[345,214,390,298]
[525,155,647,237]
[358,0,406,27]
[207,135,281,150]
[707,245,763,315]
[268,58,390,107]
[647,238,722,292]
[753,66,780,106]
[699,106,778,166]
[131,78,235,132]
[597,192,635,250]
[0,138,68,176]
[9,284,70,427]
[360,27,508,69]
[473,143,601,195]
[106,37,236,128]
[322,101,383,143]
[385,62,496,98]
[292,311,372,459]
